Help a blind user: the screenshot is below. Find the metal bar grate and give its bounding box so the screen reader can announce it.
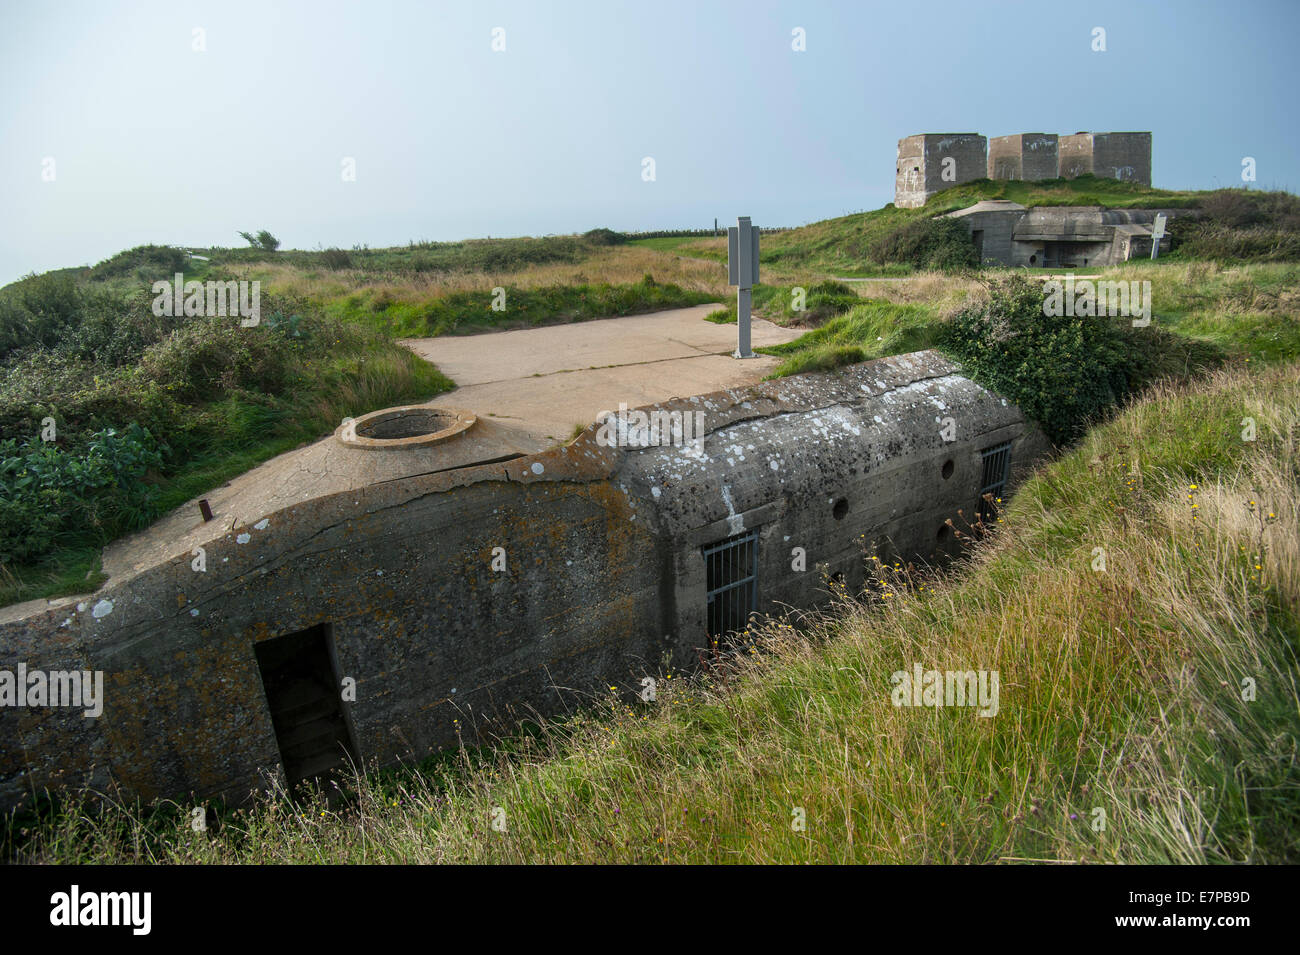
[703,529,758,640]
[976,441,1013,524]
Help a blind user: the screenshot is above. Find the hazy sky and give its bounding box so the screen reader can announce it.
[2,0,1297,285]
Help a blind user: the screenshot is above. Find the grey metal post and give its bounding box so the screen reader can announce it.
[736,287,752,358]
[727,215,760,359]
[1150,213,1167,260]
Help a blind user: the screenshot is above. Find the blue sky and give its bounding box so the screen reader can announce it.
[2,0,1296,284]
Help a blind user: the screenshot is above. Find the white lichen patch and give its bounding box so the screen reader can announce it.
[91,599,113,619]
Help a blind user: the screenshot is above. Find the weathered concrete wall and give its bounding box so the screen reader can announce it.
[1058,133,1095,178]
[988,133,1059,181]
[895,134,988,208]
[945,200,1027,267]
[0,352,1050,811]
[902,130,1150,205]
[945,203,1186,267]
[1059,132,1151,184]
[1091,132,1152,185]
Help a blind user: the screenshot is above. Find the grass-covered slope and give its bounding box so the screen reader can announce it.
[756,262,1300,391]
[654,180,1300,278]
[0,269,452,607]
[10,359,1296,863]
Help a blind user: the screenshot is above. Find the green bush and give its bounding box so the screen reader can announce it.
[140,315,293,403]
[239,230,281,252]
[583,228,627,246]
[870,217,978,271]
[87,245,187,282]
[319,248,352,270]
[1175,223,1300,262]
[1174,189,1300,261]
[0,423,166,564]
[0,273,84,356]
[936,275,1167,445]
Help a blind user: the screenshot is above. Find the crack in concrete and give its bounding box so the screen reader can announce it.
[447,349,766,388]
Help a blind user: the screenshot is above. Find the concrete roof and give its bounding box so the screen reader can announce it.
[945,200,1026,217]
[1,306,804,620]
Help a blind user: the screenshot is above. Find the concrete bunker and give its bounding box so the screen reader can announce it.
[0,350,1051,811]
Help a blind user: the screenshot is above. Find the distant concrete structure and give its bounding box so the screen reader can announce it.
[1058,132,1151,185]
[987,133,1059,181]
[895,130,1152,206]
[895,134,988,208]
[945,202,1184,268]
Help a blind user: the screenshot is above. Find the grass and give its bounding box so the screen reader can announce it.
[317,276,718,338]
[759,300,941,376]
[0,304,451,608]
[755,260,1300,381]
[8,358,1296,863]
[759,176,1207,276]
[627,236,723,254]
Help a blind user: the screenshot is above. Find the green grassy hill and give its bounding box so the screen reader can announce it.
[762,175,1202,275]
[645,178,1300,278]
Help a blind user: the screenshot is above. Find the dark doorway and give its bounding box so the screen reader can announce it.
[254,624,359,792]
[971,229,984,262]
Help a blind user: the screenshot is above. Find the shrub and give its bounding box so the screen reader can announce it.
[1175,224,1300,262]
[319,248,352,270]
[1175,190,1300,261]
[871,217,978,271]
[583,228,627,246]
[936,275,1166,445]
[139,316,292,403]
[0,423,166,565]
[60,287,176,365]
[87,245,187,281]
[239,230,281,252]
[0,273,83,356]
[1200,189,1261,228]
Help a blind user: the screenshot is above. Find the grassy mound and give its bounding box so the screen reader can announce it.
[0,274,450,606]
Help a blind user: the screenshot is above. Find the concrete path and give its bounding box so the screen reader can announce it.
[401,304,803,448]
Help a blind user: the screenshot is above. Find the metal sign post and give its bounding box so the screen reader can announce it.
[727,216,760,358]
[1150,213,1167,260]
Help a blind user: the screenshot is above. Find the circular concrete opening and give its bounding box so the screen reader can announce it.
[335,405,476,449]
[942,459,955,480]
[832,498,849,520]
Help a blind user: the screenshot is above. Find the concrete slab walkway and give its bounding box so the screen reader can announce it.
[401,304,803,448]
